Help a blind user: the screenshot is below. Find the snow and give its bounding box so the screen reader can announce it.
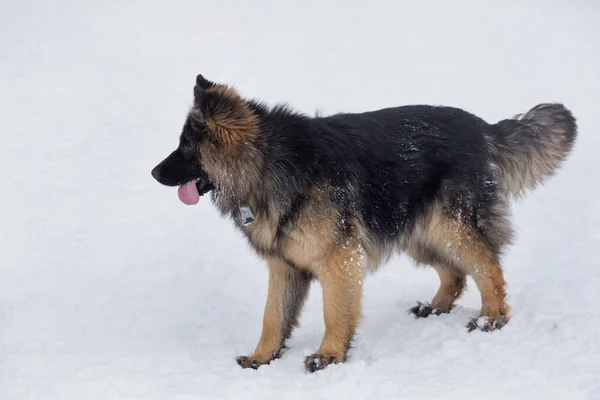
[1,0,599,399]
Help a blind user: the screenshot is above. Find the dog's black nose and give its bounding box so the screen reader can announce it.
[151,166,161,181]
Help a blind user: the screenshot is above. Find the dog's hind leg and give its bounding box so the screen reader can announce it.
[437,224,510,332]
[236,257,311,369]
[439,221,510,332]
[409,265,466,318]
[406,203,510,331]
[462,253,509,332]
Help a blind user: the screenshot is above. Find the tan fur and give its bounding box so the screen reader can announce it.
[430,267,467,313]
[313,236,367,362]
[241,258,288,366]
[279,187,343,271]
[238,257,311,368]
[405,203,509,326]
[239,198,279,252]
[241,183,385,275]
[235,185,371,366]
[203,86,259,149]
[238,184,343,270]
[353,217,390,272]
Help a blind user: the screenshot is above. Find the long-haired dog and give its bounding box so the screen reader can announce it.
[152,74,577,372]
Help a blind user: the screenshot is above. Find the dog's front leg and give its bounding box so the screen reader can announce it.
[304,241,366,372]
[236,257,311,369]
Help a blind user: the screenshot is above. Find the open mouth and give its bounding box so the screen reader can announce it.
[177,179,214,205]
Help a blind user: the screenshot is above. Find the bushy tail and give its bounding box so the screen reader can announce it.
[487,103,577,197]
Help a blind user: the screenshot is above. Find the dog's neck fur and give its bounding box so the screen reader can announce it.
[206,101,316,242]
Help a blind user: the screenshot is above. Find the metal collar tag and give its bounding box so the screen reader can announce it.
[239,205,255,226]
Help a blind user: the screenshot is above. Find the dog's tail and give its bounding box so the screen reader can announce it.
[486,103,577,197]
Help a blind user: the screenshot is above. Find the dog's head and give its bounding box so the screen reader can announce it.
[151,74,259,205]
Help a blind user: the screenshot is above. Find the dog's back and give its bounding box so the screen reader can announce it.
[303,106,504,249]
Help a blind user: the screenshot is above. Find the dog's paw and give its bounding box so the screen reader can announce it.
[304,353,342,373]
[236,349,283,370]
[467,314,509,332]
[235,356,271,369]
[408,302,449,318]
[236,355,270,370]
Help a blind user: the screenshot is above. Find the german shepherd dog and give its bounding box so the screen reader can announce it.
[151,74,577,372]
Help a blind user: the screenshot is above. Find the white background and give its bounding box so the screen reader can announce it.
[1,1,599,399]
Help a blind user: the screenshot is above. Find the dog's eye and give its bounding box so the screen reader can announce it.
[181,145,194,160]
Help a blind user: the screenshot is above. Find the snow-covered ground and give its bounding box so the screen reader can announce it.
[1,1,599,399]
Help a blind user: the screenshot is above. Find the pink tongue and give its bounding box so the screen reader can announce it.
[177,179,200,205]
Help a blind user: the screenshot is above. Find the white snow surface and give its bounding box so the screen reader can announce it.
[1,1,600,399]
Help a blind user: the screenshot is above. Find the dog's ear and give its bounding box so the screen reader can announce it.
[193,74,215,110]
[196,74,215,89]
[192,85,205,125]
[194,84,204,104]
[196,85,258,148]
[193,74,217,111]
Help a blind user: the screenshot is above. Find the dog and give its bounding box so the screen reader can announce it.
[151,74,577,372]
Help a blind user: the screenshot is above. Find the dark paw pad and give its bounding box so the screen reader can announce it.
[304,353,340,373]
[409,302,449,318]
[467,315,509,332]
